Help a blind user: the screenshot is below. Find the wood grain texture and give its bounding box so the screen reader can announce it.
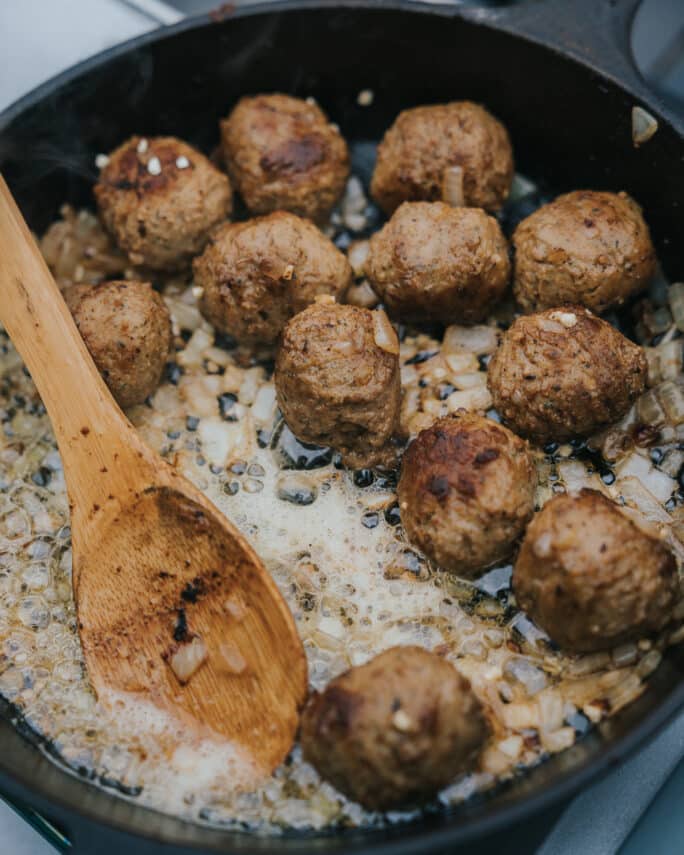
[0,175,307,775]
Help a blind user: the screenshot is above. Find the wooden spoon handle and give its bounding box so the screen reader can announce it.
[0,176,137,491]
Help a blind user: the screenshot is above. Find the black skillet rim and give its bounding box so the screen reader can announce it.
[1,1,684,851]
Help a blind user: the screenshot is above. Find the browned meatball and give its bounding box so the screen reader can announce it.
[371,101,513,215]
[514,191,657,313]
[275,301,400,468]
[301,646,489,810]
[398,414,536,577]
[366,201,510,324]
[194,212,352,344]
[220,94,349,222]
[95,136,232,271]
[65,280,171,408]
[487,306,647,443]
[514,490,678,652]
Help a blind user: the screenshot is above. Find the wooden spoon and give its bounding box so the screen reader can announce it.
[0,176,307,779]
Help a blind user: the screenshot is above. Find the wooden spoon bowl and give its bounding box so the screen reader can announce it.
[0,176,307,778]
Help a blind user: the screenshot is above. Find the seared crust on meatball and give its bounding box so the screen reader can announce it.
[95,136,232,271]
[366,201,510,324]
[65,280,171,408]
[513,191,657,313]
[301,646,489,810]
[275,301,400,468]
[398,414,536,577]
[194,212,352,344]
[487,306,647,443]
[371,101,513,215]
[220,94,349,222]
[514,490,678,652]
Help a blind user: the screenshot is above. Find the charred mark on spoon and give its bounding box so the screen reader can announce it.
[173,608,189,642]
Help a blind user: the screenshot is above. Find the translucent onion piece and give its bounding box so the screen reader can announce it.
[372,310,399,355]
[346,280,379,309]
[168,636,208,684]
[668,282,684,332]
[657,380,684,424]
[443,324,499,355]
[632,106,659,146]
[347,240,370,278]
[442,165,465,207]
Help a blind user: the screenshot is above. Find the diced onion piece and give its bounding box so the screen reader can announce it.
[481,745,512,776]
[598,428,632,463]
[612,643,638,668]
[500,702,539,730]
[657,380,684,424]
[444,352,480,375]
[636,649,662,678]
[632,106,658,147]
[168,636,208,684]
[400,363,419,387]
[177,328,213,368]
[453,372,487,390]
[636,388,666,425]
[658,339,683,381]
[536,317,566,334]
[346,280,379,309]
[203,346,233,368]
[442,165,465,207]
[251,384,276,424]
[541,727,575,753]
[616,450,652,482]
[538,690,564,732]
[617,451,676,502]
[342,176,367,217]
[165,296,203,333]
[548,310,577,328]
[314,293,336,306]
[197,417,249,467]
[497,735,523,759]
[347,240,370,278]
[372,309,399,355]
[659,448,684,478]
[446,386,492,413]
[219,643,247,675]
[558,460,600,493]
[643,347,661,387]
[224,599,247,621]
[443,324,499,355]
[611,475,672,524]
[668,282,684,332]
[239,368,262,406]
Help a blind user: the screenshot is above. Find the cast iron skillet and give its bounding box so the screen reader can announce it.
[1,1,684,852]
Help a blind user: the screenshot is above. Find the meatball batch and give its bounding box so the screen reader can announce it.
[194,211,352,344]
[220,94,349,223]
[64,280,172,408]
[275,301,400,468]
[301,646,489,810]
[513,191,657,313]
[95,136,232,271]
[371,101,514,215]
[514,490,678,652]
[487,306,647,443]
[398,414,536,577]
[366,201,510,324]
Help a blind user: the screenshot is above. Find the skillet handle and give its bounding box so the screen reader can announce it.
[459,0,684,137]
